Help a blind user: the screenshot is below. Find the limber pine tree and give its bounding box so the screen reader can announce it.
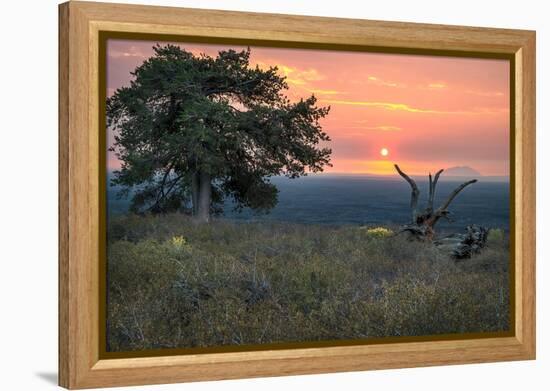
[107,45,332,222]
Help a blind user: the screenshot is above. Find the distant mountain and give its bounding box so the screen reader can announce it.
[444,166,481,177]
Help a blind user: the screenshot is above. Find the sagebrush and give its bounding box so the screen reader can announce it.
[107,213,509,352]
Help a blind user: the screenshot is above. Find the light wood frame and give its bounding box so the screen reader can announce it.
[59,1,536,389]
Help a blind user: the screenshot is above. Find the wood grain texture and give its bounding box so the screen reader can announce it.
[58,3,70,387]
[58,1,536,388]
[515,34,536,354]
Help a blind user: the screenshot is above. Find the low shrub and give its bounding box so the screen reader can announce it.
[106,213,510,351]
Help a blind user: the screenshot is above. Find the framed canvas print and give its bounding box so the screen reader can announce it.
[59,1,536,389]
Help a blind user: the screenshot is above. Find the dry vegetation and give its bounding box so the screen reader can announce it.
[106,213,510,352]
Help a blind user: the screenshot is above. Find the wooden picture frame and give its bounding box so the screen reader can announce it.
[59,1,536,388]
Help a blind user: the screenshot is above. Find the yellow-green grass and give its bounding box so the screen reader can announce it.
[107,214,510,352]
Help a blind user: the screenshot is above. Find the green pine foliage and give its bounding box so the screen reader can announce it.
[107,45,331,217]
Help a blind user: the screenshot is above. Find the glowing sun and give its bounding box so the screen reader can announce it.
[380,147,389,157]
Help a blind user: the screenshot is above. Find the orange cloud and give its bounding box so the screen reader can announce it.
[367,75,404,88]
[321,99,507,115]
[465,90,505,97]
[254,61,330,97]
[359,125,402,131]
[275,64,324,87]
[308,88,342,96]
[345,122,402,131]
[427,82,447,89]
[320,99,442,113]
[330,160,397,175]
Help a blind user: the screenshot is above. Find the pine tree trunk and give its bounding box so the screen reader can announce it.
[191,172,199,216]
[196,171,211,223]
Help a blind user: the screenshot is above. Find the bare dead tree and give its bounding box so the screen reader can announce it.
[395,164,477,240]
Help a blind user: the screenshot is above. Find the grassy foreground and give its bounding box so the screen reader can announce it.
[106,213,510,352]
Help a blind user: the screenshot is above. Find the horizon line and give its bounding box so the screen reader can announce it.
[106,168,509,181]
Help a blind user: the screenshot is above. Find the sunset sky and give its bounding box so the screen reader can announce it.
[106,39,510,177]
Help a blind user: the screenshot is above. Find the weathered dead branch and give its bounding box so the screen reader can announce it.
[434,225,488,259]
[394,164,489,258]
[394,164,478,240]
